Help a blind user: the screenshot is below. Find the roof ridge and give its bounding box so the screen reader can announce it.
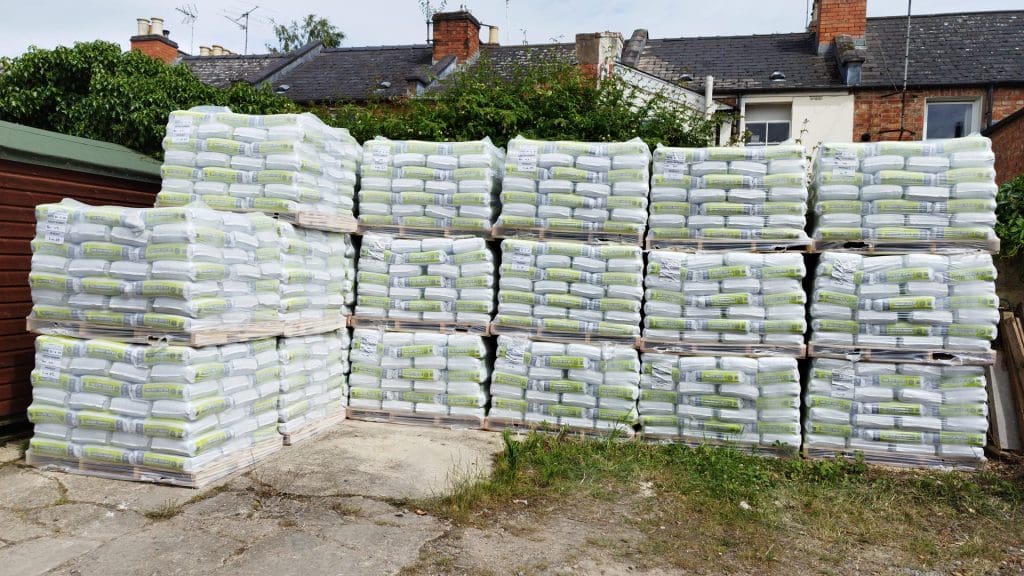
[648,31,810,43]
[322,44,431,52]
[483,42,574,49]
[867,9,1024,21]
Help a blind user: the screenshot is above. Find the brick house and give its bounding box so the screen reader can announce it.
[132,1,1024,178]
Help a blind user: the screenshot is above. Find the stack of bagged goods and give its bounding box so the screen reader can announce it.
[358,137,504,232]
[638,355,801,449]
[157,108,359,225]
[498,136,651,237]
[27,335,281,478]
[804,358,988,464]
[810,252,998,354]
[277,330,349,437]
[30,200,281,338]
[488,336,640,432]
[642,251,807,347]
[354,233,494,328]
[278,222,356,323]
[648,145,809,246]
[347,329,488,420]
[494,239,644,339]
[812,135,998,247]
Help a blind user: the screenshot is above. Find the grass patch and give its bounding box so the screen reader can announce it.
[421,431,1024,573]
[143,499,183,520]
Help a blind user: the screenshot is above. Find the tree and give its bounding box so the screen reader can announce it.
[0,41,297,156]
[266,15,344,53]
[322,55,727,149]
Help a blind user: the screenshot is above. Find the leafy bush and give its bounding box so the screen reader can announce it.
[321,57,728,148]
[996,174,1024,257]
[0,41,297,156]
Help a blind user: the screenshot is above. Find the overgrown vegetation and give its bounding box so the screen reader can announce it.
[997,174,1024,257]
[0,41,297,156]
[321,57,726,149]
[266,14,345,53]
[422,431,1024,573]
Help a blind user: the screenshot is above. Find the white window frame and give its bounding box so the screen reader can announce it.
[923,97,982,140]
[739,98,794,147]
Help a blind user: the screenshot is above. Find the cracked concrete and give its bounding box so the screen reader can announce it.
[0,420,503,576]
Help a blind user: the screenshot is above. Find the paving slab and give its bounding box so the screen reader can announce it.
[0,467,63,510]
[254,420,503,500]
[0,536,104,576]
[50,471,199,513]
[0,508,53,543]
[30,503,147,539]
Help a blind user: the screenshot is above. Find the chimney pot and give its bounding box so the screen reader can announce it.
[163,29,170,38]
[199,46,211,56]
[487,25,500,45]
[136,18,150,36]
[148,17,164,36]
[212,44,224,56]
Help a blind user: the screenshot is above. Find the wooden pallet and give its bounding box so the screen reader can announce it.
[349,316,489,335]
[803,446,985,471]
[997,311,1024,451]
[807,342,996,366]
[811,237,1000,255]
[294,211,357,233]
[282,315,347,337]
[637,433,799,457]
[26,318,284,347]
[639,338,806,358]
[25,437,283,489]
[492,224,644,246]
[483,417,636,439]
[281,410,347,446]
[356,222,493,239]
[346,407,484,430]
[646,236,812,253]
[490,322,641,347]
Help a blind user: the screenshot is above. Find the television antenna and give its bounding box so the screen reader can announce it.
[224,5,259,54]
[175,4,198,55]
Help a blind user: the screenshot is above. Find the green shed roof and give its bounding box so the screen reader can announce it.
[0,120,161,183]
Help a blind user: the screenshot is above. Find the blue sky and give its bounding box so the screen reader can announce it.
[2,0,1021,57]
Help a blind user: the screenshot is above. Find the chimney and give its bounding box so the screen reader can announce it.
[130,17,179,64]
[432,10,482,64]
[808,0,867,55]
[575,32,624,80]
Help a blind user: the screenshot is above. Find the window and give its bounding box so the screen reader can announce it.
[925,100,979,139]
[744,103,792,146]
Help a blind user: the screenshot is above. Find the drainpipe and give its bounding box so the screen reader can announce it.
[704,75,714,119]
[985,84,994,129]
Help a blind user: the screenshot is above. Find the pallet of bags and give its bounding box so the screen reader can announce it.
[278,222,355,336]
[809,252,998,364]
[491,239,643,343]
[25,335,282,487]
[277,330,349,445]
[486,336,639,437]
[29,200,282,346]
[495,136,650,244]
[641,251,806,356]
[811,135,998,253]
[353,233,493,333]
[638,354,801,454]
[347,329,488,428]
[647,144,811,251]
[804,358,988,470]
[358,137,503,236]
[156,107,359,233]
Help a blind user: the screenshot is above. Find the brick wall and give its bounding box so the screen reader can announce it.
[432,12,481,64]
[130,35,179,64]
[987,110,1024,185]
[811,0,867,54]
[853,86,1024,141]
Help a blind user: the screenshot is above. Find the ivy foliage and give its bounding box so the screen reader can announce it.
[0,41,297,156]
[996,174,1024,257]
[321,57,728,149]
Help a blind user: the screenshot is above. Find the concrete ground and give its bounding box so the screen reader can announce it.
[0,420,512,576]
